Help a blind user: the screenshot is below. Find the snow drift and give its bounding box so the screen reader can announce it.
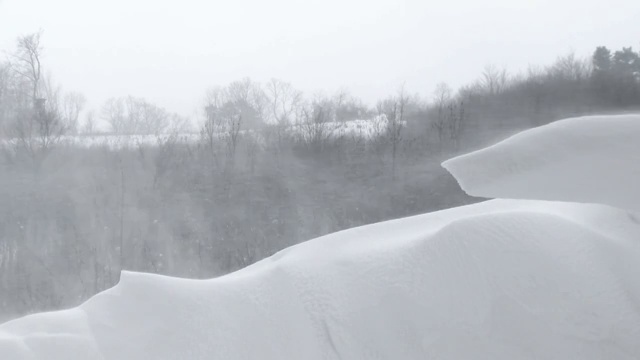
[443,114,640,211]
[1,114,640,360]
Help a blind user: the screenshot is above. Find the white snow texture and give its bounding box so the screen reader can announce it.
[1,114,639,359]
[443,114,640,211]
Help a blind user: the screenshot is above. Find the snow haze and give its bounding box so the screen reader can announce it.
[0,0,638,115]
[1,114,640,359]
[2,2,640,359]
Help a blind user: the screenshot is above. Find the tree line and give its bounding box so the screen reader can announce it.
[0,32,638,321]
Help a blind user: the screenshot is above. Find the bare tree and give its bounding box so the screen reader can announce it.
[135,99,170,135]
[446,101,465,150]
[101,97,126,134]
[390,86,408,179]
[12,97,65,163]
[0,62,14,134]
[200,105,221,172]
[102,96,171,134]
[333,88,348,122]
[432,82,452,109]
[481,64,509,95]
[431,82,452,144]
[376,85,407,179]
[81,110,96,134]
[548,52,591,82]
[61,92,86,135]
[0,62,9,98]
[7,32,66,163]
[10,32,43,101]
[224,113,242,172]
[297,94,339,151]
[202,94,243,173]
[265,78,302,124]
[226,78,268,128]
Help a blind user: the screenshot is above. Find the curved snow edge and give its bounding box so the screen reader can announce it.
[441,114,640,211]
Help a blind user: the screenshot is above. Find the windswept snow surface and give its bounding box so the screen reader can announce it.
[443,114,640,211]
[2,199,640,359]
[2,114,640,359]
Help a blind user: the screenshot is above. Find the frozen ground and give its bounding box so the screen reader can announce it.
[1,114,639,359]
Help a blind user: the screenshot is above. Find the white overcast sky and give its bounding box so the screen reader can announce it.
[1,0,639,118]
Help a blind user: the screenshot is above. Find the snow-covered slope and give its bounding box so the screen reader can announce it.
[443,114,640,211]
[2,114,640,360]
[2,199,640,359]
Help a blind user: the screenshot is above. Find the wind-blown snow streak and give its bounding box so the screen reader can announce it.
[443,114,640,211]
[2,114,640,359]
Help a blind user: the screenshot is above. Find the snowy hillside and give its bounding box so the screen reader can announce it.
[1,114,639,360]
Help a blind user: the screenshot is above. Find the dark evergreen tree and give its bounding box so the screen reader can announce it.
[592,46,612,72]
[591,46,613,105]
[611,47,640,105]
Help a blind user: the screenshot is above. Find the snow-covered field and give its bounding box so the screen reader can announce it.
[56,133,201,149]
[1,114,639,359]
[2,116,399,149]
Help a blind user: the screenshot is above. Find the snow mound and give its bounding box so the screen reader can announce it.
[2,199,640,359]
[3,114,640,359]
[442,114,640,211]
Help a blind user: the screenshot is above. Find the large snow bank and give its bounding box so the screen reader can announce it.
[443,114,640,211]
[2,114,640,359]
[2,199,640,359]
